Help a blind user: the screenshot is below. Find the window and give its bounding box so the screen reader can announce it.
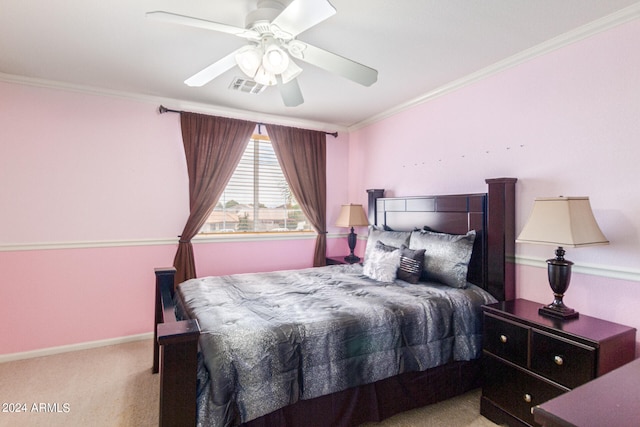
[199,134,312,234]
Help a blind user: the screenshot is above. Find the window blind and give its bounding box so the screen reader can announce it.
[200,137,311,233]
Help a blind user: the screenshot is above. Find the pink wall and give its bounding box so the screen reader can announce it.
[4,18,639,356]
[0,83,189,243]
[350,19,640,349]
[1,245,176,354]
[0,82,351,355]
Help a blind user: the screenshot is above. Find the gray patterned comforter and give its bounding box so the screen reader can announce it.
[175,264,496,427]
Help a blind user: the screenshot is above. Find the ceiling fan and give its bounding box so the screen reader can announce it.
[146,0,378,107]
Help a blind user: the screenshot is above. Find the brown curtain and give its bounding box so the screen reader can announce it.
[265,124,327,267]
[173,112,256,286]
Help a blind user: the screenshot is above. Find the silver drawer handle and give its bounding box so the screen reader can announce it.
[523,394,532,403]
[500,334,508,343]
[554,355,564,366]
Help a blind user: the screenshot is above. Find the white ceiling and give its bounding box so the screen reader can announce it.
[1,1,639,130]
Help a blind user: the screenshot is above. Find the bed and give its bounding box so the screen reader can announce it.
[153,177,516,427]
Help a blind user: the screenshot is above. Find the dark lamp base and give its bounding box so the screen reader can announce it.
[344,227,361,264]
[540,247,579,320]
[344,254,361,264]
[539,303,579,320]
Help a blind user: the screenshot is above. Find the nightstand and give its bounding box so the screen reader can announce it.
[480,298,636,427]
[326,255,360,265]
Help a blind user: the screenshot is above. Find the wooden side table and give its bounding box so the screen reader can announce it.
[481,298,636,427]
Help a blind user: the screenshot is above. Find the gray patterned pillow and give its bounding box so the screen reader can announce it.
[369,242,425,284]
[409,230,476,288]
[364,227,411,263]
[363,241,401,283]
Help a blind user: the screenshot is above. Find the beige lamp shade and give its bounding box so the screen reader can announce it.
[335,204,369,228]
[516,197,609,247]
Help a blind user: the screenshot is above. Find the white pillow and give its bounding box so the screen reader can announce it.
[363,242,401,283]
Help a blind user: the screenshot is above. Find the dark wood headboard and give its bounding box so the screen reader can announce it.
[366,178,516,302]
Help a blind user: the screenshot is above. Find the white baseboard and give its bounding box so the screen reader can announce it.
[0,332,153,363]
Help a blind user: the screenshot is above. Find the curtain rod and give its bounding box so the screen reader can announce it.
[158,105,338,138]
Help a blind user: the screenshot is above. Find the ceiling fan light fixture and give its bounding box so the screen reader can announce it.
[235,45,263,78]
[280,59,302,84]
[262,44,290,74]
[254,66,278,86]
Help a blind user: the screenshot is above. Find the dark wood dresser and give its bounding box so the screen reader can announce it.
[481,298,636,427]
[532,357,640,427]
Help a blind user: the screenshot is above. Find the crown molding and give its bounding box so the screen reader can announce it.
[2,4,638,135]
[349,3,640,131]
[0,73,346,134]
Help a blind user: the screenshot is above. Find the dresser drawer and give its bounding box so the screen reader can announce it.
[484,314,528,367]
[483,355,565,426]
[482,299,636,427]
[531,329,596,388]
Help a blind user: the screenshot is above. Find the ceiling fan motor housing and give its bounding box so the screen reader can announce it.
[246,0,286,32]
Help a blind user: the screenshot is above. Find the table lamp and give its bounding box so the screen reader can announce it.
[517,197,608,319]
[335,204,369,263]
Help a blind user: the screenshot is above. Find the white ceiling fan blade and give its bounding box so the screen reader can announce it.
[146,11,260,41]
[271,0,336,38]
[278,77,304,107]
[288,42,378,87]
[184,48,241,87]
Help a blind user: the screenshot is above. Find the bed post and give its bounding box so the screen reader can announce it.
[154,267,200,427]
[153,268,175,374]
[485,178,517,301]
[367,189,384,224]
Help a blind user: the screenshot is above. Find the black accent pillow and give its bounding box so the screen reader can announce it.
[397,244,425,284]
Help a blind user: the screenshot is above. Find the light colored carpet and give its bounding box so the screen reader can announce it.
[0,339,499,426]
[359,390,500,427]
[0,339,159,427]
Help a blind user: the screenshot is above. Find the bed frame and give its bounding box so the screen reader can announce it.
[153,177,516,426]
